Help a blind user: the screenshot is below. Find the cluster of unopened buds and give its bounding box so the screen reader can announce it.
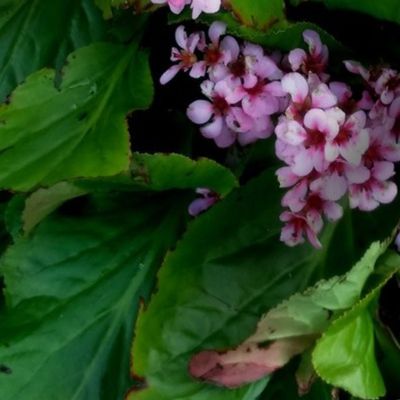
[160,17,400,249]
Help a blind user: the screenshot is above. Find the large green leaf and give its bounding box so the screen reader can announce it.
[228,0,285,30]
[0,41,153,191]
[0,0,106,102]
[129,169,375,400]
[246,241,388,344]
[13,153,237,235]
[0,191,185,400]
[76,152,238,194]
[312,253,400,399]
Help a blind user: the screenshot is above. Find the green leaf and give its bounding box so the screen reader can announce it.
[21,182,89,234]
[129,169,374,400]
[0,0,106,101]
[228,0,285,30]
[6,153,236,237]
[0,41,153,191]
[0,191,185,400]
[313,306,385,399]
[76,152,239,195]
[312,254,400,399]
[246,241,388,343]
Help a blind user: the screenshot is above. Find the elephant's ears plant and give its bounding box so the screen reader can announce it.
[0,1,399,400]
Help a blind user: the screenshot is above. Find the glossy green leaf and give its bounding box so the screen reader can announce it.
[247,241,388,343]
[313,307,385,399]
[229,0,285,30]
[0,0,106,101]
[17,153,237,234]
[0,41,153,191]
[129,169,374,400]
[0,191,185,400]
[312,254,400,400]
[76,152,238,195]
[21,182,89,234]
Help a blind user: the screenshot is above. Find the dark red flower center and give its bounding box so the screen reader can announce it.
[213,96,229,114]
[305,129,326,148]
[205,45,222,65]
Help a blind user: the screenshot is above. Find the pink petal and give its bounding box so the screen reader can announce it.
[311,173,347,201]
[389,96,400,118]
[281,222,305,247]
[329,81,352,104]
[187,100,213,124]
[214,124,236,147]
[303,30,323,56]
[343,60,370,80]
[175,25,187,49]
[323,201,343,221]
[264,81,285,97]
[275,120,307,146]
[293,149,314,176]
[288,48,307,71]
[226,107,253,132]
[243,94,278,118]
[188,197,214,216]
[201,116,223,138]
[276,167,300,188]
[281,72,309,104]
[160,64,181,85]
[282,180,308,212]
[324,142,340,163]
[208,21,226,44]
[255,56,281,79]
[311,83,337,109]
[220,36,240,63]
[190,61,207,78]
[373,180,397,204]
[345,165,370,184]
[372,161,395,181]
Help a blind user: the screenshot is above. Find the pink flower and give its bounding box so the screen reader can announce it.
[186,79,247,147]
[189,188,219,216]
[280,210,323,248]
[324,110,370,165]
[349,163,397,211]
[374,68,400,105]
[282,108,341,176]
[160,26,203,84]
[151,0,221,18]
[191,0,221,19]
[151,0,189,14]
[287,30,329,80]
[194,22,240,81]
[281,73,337,120]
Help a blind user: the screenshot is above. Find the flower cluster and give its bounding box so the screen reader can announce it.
[162,22,285,147]
[275,34,400,248]
[161,22,400,248]
[151,0,221,19]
